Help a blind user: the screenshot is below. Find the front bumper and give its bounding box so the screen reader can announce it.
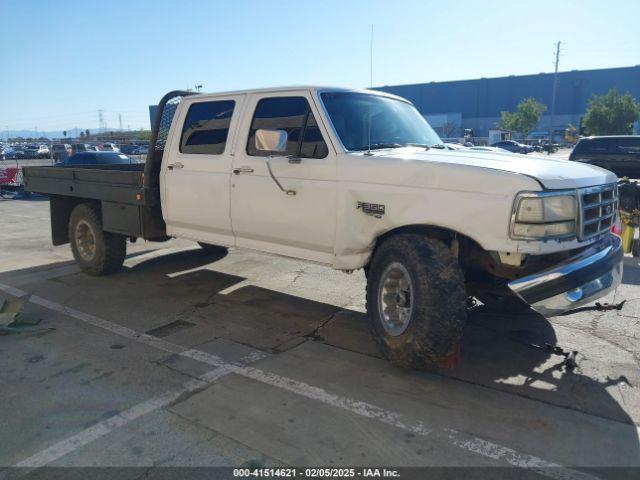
[508,234,623,317]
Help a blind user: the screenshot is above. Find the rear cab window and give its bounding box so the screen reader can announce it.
[246,96,328,159]
[180,100,236,155]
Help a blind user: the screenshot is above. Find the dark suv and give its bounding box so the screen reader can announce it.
[570,136,640,178]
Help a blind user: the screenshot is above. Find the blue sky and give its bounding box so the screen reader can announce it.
[1,0,638,135]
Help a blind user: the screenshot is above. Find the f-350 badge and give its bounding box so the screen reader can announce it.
[357,202,385,218]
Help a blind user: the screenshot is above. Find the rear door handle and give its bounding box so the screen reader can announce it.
[233,166,254,175]
[167,162,184,170]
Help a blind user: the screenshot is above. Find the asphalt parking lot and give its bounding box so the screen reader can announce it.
[1,196,639,479]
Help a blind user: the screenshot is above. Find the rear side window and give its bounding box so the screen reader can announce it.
[180,100,235,155]
[612,137,640,155]
[247,96,328,158]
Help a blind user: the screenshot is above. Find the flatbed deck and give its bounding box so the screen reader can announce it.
[23,164,157,206]
[22,164,166,242]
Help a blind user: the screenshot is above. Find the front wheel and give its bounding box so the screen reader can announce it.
[366,234,467,369]
[69,203,126,276]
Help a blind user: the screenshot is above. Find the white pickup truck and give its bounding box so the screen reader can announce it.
[24,87,623,369]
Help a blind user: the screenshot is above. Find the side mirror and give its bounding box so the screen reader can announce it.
[255,129,288,154]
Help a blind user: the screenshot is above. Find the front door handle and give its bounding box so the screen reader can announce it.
[167,162,184,170]
[233,166,254,175]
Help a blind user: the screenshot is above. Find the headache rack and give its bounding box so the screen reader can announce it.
[579,183,618,240]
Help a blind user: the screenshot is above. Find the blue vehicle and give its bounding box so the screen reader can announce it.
[55,151,139,166]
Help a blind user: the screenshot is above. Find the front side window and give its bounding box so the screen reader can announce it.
[247,96,328,158]
[576,138,609,154]
[320,91,442,151]
[180,100,235,155]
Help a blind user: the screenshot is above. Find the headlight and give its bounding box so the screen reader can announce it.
[511,191,577,240]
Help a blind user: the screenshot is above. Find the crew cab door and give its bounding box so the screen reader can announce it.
[161,95,242,245]
[230,91,337,263]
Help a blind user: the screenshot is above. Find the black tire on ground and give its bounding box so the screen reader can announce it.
[366,234,467,369]
[197,242,229,254]
[632,238,640,258]
[68,203,126,276]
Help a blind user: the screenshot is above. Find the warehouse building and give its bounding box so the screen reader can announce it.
[374,65,640,141]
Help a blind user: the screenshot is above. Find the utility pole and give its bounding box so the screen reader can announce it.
[118,113,123,131]
[370,24,374,88]
[98,109,104,133]
[548,41,561,154]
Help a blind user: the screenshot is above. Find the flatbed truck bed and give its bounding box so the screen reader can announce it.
[23,163,166,243]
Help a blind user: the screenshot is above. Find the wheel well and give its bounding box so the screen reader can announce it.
[368,224,486,274]
[50,196,100,245]
[373,224,474,252]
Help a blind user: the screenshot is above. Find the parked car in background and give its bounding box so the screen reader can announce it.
[23,145,40,158]
[55,151,139,166]
[72,143,92,154]
[10,148,27,159]
[37,145,51,158]
[468,146,511,153]
[570,136,640,178]
[118,144,139,155]
[86,145,100,151]
[101,142,120,152]
[51,144,72,162]
[132,146,149,155]
[490,140,534,154]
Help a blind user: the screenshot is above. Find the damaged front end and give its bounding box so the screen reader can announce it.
[507,234,623,317]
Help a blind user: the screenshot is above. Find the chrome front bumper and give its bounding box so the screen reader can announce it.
[508,234,623,317]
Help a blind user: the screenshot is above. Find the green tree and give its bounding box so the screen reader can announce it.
[583,89,640,135]
[85,129,90,137]
[500,98,547,140]
[62,130,67,138]
[79,131,85,138]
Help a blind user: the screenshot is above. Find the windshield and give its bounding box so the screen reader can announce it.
[320,91,442,151]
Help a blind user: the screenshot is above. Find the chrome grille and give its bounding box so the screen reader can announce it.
[579,184,618,240]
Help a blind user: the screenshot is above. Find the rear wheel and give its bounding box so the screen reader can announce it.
[632,238,640,258]
[366,234,467,369]
[69,204,126,276]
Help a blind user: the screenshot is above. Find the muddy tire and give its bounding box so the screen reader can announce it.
[366,234,467,369]
[197,242,229,254]
[69,203,126,276]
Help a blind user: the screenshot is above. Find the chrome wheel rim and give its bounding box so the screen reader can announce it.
[377,262,414,336]
[75,219,96,262]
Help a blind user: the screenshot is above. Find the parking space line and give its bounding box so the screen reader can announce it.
[0,282,602,479]
[3,364,238,477]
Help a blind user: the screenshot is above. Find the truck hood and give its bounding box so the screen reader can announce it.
[374,148,617,190]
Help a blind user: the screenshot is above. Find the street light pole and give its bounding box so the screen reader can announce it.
[548,41,561,154]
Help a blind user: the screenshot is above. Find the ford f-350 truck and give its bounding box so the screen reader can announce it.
[23,88,623,369]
